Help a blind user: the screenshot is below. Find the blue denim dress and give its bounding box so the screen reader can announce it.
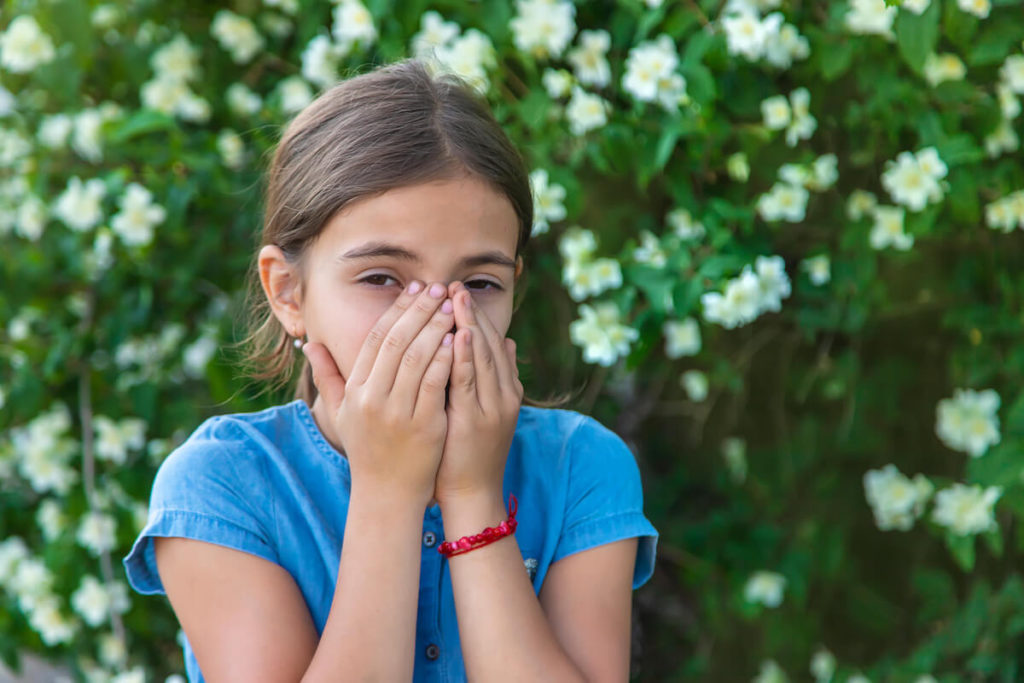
[123,399,659,682]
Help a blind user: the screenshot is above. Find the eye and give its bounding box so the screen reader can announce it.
[359,274,400,288]
[465,279,503,292]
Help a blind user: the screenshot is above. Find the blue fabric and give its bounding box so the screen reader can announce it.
[122,399,659,682]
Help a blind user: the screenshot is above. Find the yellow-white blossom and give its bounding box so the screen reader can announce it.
[753,659,789,683]
[702,267,762,328]
[430,29,497,93]
[211,10,265,64]
[721,9,784,62]
[0,15,56,73]
[565,86,609,136]
[567,30,611,87]
[542,68,574,98]
[77,511,118,556]
[936,388,1000,457]
[681,370,709,401]
[744,571,786,607]
[881,147,946,211]
[183,333,219,379]
[151,34,200,83]
[727,152,751,182]
[668,208,706,240]
[38,113,73,149]
[845,0,896,41]
[569,302,638,366]
[722,437,747,483]
[10,404,79,495]
[999,55,1024,94]
[810,648,836,682]
[563,258,622,301]
[0,537,29,585]
[984,190,1024,232]
[111,183,166,247]
[265,0,299,15]
[217,129,246,170]
[869,205,913,250]
[15,195,47,241]
[27,595,78,646]
[754,255,791,312]
[932,483,1002,535]
[301,34,346,88]
[36,499,66,542]
[761,95,791,130]
[530,169,567,236]
[957,0,991,19]
[863,464,933,531]
[757,182,809,222]
[924,53,966,87]
[226,82,263,116]
[94,415,147,465]
[10,557,55,612]
[633,230,668,268]
[510,0,576,60]
[664,318,701,358]
[801,254,831,285]
[623,35,688,112]
[53,177,106,232]
[411,10,459,59]
[785,87,816,146]
[332,0,377,48]
[99,633,128,668]
[764,23,810,69]
[984,119,1020,158]
[847,189,878,220]
[277,76,314,113]
[902,0,931,13]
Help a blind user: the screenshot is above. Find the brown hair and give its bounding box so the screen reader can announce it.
[233,57,573,409]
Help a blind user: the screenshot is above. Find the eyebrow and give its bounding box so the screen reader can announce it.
[337,241,517,270]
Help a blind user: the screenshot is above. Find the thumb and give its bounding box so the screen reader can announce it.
[302,341,346,409]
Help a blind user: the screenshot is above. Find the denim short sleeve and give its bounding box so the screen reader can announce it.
[552,415,659,589]
[122,418,278,596]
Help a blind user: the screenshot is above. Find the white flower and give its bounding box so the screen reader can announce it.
[11,407,80,496]
[936,388,1001,457]
[761,95,790,130]
[94,415,147,465]
[845,0,897,40]
[111,183,165,247]
[183,334,218,378]
[226,82,262,117]
[847,189,878,220]
[212,10,265,64]
[10,556,55,611]
[721,9,784,61]
[510,0,576,60]
[1000,55,1024,94]
[0,537,29,585]
[744,571,786,607]
[932,483,1002,535]
[54,177,106,233]
[681,370,709,401]
[753,659,788,683]
[430,29,496,93]
[88,226,115,276]
[902,0,931,13]
[411,11,460,59]
[565,86,608,136]
[38,114,73,149]
[77,511,118,556]
[622,35,688,111]
[301,35,343,88]
[0,15,57,73]
[864,464,933,531]
[702,268,762,329]
[72,575,113,626]
[542,68,573,98]
[332,0,378,48]
[801,254,831,285]
[111,668,145,683]
[668,208,706,239]
[754,255,791,312]
[916,146,948,179]
[277,76,314,113]
[785,87,816,146]
[984,190,1024,232]
[634,230,668,268]
[869,205,913,250]
[27,596,77,645]
[924,53,966,87]
[569,302,638,366]
[913,676,938,683]
[15,195,47,241]
[265,0,300,14]
[721,437,747,484]
[99,633,128,668]
[73,108,108,163]
[151,35,200,83]
[728,152,751,182]
[763,23,810,69]
[809,154,839,191]
[217,129,245,170]
[757,182,809,222]
[848,675,871,683]
[142,76,210,123]
[564,258,622,301]
[36,499,66,542]
[0,84,12,116]
[881,150,945,210]
[957,0,991,18]
[984,119,1019,158]
[567,30,611,87]
[810,648,836,682]
[530,169,567,236]
[664,318,701,358]
[558,225,597,263]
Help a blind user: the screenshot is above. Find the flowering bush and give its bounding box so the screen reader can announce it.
[1,0,1024,681]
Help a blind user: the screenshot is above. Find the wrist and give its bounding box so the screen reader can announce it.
[439,490,510,541]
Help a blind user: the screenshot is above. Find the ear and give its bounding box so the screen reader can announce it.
[257,244,305,338]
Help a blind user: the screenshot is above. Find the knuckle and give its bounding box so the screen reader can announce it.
[414,295,437,314]
[401,348,423,368]
[382,333,406,354]
[365,327,388,349]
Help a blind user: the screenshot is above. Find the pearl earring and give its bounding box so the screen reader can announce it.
[293,337,302,350]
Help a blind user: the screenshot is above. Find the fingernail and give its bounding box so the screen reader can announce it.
[429,283,445,298]
[408,281,422,294]
[441,299,453,314]
[443,332,454,346]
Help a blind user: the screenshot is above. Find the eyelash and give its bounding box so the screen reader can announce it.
[359,274,502,292]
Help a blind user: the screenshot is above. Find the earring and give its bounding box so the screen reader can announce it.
[293,337,302,350]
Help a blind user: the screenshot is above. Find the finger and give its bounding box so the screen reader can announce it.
[452,284,512,402]
[505,338,519,381]
[365,282,451,396]
[391,298,457,416]
[450,327,479,409]
[415,331,455,418]
[302,341,346,410]
[348,280,428,387]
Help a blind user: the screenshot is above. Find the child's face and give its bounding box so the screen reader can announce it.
[261,175,523,386]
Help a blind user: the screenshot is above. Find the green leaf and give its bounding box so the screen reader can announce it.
[109,109,177,144]
[968,19,1024,65]
[945,533,976,572]
[820,39,854,81]
[896,0,940,75]
[982,528,1004,558]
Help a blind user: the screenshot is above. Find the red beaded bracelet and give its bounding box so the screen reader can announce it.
[438,494,518,558]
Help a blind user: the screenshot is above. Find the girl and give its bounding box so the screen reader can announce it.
[123,57,658,682]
